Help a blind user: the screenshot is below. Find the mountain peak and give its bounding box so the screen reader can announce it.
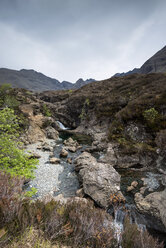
[114,45,166,77]
[0,68,96,92]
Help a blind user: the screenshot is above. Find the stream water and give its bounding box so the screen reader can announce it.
[26,130,91,199]
[26,123,166,246]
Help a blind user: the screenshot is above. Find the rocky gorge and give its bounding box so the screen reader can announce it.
[11,74,166,237]
[3,72,165,246]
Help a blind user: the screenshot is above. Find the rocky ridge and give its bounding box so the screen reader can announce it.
[0,68,95,92]
[114,45,166,77]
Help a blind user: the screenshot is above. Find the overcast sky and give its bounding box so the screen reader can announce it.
[0,0,166,82]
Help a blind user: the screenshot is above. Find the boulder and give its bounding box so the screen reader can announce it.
[68,146,76,153]
[64,137,79,152]
[127,186,135,192]
[135,189,166,232]
[131,181,138,188]
[49,157,60,164]
[28,152,41,159]
[139,187,146,194]
[67,158,72,164]
[64,137,79,147]
[60,149,68,158]
[37,145,42,150]
[74,152,123,208]
[42,140,55,152]
[45,126,59,140]
[42,144,53,152]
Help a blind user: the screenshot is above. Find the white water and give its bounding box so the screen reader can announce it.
[56,121,69,130]
[113,207,125,247]
[144,172,161,191]
[111,205,146,247]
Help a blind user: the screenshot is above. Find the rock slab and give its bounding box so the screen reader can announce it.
[74,152,123,208]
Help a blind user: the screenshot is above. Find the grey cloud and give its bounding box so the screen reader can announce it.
[0,0,166,81]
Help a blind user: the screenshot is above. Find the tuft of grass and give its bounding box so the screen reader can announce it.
[6,227,52,248]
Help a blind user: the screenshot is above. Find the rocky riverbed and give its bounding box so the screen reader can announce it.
[24,129,166,247]
[25,134,91,200]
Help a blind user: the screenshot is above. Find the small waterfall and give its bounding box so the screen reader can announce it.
[110,204,147,247]
[56,121,69,130]
[113,207,126,246]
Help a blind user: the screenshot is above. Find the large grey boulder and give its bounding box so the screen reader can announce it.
[74,152,123,208]
[135,189,166,232]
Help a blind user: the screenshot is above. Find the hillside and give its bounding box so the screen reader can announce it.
[40,73,166,132]
[0,68,95,91]
[114,45,166,77]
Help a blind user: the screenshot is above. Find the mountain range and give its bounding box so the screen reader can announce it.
[0,45,166,91]
[0,68,95,91]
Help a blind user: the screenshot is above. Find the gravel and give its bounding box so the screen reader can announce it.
[26,139,64,199]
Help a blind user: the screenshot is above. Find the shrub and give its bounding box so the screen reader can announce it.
[0,108,38,178]
[0,108,19,134]
[122,217,164,248]
[44,199,117,248]
[143,108,159,124]
[0,84,20,109]
[3,95,20,109]
[0,135,37,178]
[43,104,52,117]
[0,172,24,227]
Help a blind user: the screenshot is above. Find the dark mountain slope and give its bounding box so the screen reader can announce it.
[0,68,95,91]
[114,45,166,77]
[140,45,166,74]
[0,68,64,91]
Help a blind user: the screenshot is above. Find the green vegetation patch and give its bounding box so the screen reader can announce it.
[0,84,20,109]
[42,103,52,117]
[0,108,38,178]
